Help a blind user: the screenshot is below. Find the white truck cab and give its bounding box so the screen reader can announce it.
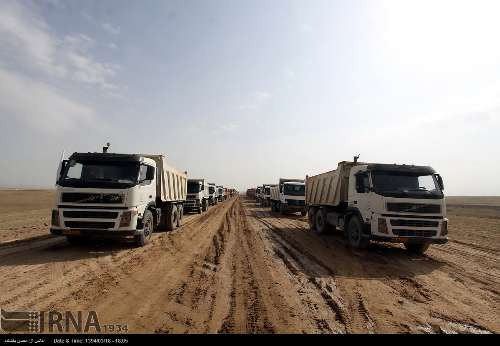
[261,184,275,207]
[270,179,306,215]
[51,152,187,246]
[217,185,225,202]
[208,183,218,206]
[186,179,209,213]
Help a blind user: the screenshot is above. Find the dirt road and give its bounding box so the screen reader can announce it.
[0,196,498,333]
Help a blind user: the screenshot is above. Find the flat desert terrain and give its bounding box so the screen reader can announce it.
[0,190,498,333]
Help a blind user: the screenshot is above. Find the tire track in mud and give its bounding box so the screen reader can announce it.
[0,200,235,329]
[244,199,498,334]
[247,207,348,333]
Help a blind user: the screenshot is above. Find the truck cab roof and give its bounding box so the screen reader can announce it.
[366,163,436,175]
[68,152,158,166]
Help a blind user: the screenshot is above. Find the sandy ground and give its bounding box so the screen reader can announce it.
[0,191,498,334]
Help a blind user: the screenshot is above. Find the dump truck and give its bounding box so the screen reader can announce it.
[217,185,225,202]
[208,183,218,206]
[255,186,262,203]
[246,188,256,199]
[270,178,307,215]
[306,159,448,254]
[51,151,187,246]
[260,184,275,207]
[186,179,209,213]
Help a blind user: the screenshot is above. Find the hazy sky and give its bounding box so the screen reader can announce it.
[0,0,499,195]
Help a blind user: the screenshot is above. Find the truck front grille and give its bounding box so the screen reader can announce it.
[62,193,123,204]
[63,211,119,219]
[390,219,439,227]
[392,229,437,237]
[386,203,441,214]
[64,221,115,229]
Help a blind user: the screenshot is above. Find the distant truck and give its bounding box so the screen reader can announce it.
[260,184,275,207]
[228,188,237,198]
[246,188,256,199]
[51,151,187,247]
[208,183,218,206]
[255,187,262,203]
[306,158,448,254]
[186,179,209,213]
[217,185,225,202]
[270,178,307,216]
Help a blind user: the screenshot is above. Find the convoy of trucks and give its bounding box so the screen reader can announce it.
[253,157,448,254]
[51,147,237,247]
[51,148,447,255]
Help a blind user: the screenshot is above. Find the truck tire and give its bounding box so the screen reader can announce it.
[315,209,329,234]
[163,206,177,231]
[347,216,370,249]
[279,203,286,215]
[202,199,208,212]
[135,210,154,246]
[197,205,202,214]
[300,210,307,217]
[176,205,183,227]
[308,208,316,231]
[404,243,430,255]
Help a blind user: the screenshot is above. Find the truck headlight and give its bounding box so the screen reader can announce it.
[120,210,137,227]
[441,220,448,236]
[378,218,388,234]
[51,210,60,227]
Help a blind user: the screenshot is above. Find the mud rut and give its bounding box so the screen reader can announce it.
[0,197,497,334]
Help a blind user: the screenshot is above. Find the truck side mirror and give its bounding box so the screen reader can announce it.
[436,174,444,190]
[57,160,68,182]
[146,166,155,181]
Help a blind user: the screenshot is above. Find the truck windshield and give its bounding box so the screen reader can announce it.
[59,161,139,188]
[371,172,443,199]
[283,184,305,196]
[187,182,201,193]
[209,186,215,194]
[265,187,271,194]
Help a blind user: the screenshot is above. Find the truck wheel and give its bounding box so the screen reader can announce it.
[279,203,285,215]
[315,209,329,234]
[135,210,154,246]
[176,205,183,227]
[347,217,370,249]
[163,206,177,231]
[202,199,208,212]
[308,208,316,231]
[301,210,307,217]
[197,205,202,214]
[404,243,430,255]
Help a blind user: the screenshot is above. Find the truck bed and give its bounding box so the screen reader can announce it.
[305,161,361,207]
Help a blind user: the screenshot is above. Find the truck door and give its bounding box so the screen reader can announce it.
[350,169,372,223]
[138,164,156,206]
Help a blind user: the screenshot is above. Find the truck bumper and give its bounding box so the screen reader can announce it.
[282,205,306,213]
[370,235,448,244]
[50,228,141,237]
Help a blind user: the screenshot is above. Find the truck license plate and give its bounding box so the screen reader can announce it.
[64,230,80,236]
